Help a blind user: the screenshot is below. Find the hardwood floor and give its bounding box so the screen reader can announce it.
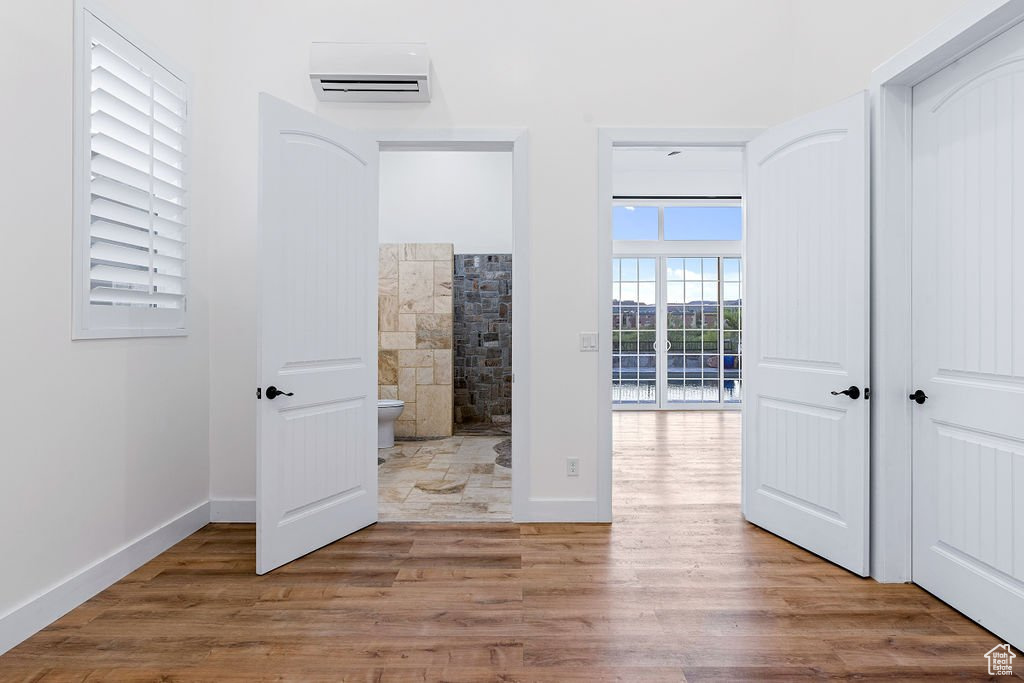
[0,411,1014,681]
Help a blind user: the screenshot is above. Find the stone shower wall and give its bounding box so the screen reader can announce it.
[453,254,512,426]
[378,243,454,438]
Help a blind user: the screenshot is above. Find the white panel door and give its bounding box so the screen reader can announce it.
[257,94,378,575]
[912,20,1024,648]
[744,92,871,576]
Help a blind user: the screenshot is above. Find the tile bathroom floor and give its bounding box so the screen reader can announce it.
[378,435,511,521]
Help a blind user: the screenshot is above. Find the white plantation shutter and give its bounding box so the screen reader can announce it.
[74,7,189,338]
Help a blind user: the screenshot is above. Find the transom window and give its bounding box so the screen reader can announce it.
[613,199,742,242]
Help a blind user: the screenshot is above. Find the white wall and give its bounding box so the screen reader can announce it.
[198,0,968,507]
[0,0,211,638]
[380,150,513,253]
[613,147,744,197]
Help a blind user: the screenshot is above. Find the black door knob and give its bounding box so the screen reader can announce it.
[831,385,861,400]
[265,385,294,400]
[909,389,928,404]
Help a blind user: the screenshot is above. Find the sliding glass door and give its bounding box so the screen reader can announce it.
[612,198,743,409]
[612,257,658,404]
[612,255,743,409]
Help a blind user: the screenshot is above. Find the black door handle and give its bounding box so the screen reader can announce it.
[265,385,293,400]
[909,389,928,404]
[831,385,861,400]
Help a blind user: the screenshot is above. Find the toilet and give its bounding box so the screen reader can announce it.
[377,399,405,449]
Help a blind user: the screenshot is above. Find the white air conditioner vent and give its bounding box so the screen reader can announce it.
[310,43,431,103]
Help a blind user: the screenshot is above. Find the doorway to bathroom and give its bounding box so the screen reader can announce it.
[597,135,754,522]
[374,138,521,522]
[257,110,529,570]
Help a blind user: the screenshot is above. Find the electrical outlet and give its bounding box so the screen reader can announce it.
[567,458,580,476]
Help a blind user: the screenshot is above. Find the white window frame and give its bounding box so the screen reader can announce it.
[612,197,742,251]
[73,0,191,339]
[612,198,743,410]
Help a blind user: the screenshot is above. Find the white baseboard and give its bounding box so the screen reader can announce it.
[0,493,601,656]
[0,501,209,656]
[209,498,256,523]
[516,498,608,523]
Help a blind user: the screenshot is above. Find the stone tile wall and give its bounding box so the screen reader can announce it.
[453,254,513,426]
[378,243,454,438]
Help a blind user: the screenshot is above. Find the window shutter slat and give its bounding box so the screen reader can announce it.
[91,176,151,212]
[153,81,186,118]
[90,240,150,269]
[91,88,150,134]
[153,119,184,152]
[153,138,185,168]
[91,42,150,94]
[91,176,183,217]
[91,110,150,156]
[90,66,151,114]
[152,214,185,238]
[90,219,150,249]
[153,162,184,189]
[90,220,185,259]
[91,197,151,231]
[91,133,150,174]
[154,100,185,132]
[90,264,183,294]
[90,263,151,289]
[91,153,185,203]
[90,287,184,308]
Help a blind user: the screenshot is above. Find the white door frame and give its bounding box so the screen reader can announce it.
[870,0,1024,582]
[596,128,762,521]
[371,129,530,522]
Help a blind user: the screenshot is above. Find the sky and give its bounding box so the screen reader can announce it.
[612,205,742,241]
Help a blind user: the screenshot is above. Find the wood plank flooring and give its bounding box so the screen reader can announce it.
[0,411,1015,681]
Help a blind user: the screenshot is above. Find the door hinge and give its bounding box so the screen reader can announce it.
[256,387,262,399]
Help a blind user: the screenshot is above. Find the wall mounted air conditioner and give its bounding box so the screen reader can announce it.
[310,43,431,103]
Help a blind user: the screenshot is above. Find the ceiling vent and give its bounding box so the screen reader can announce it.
[310,43,431,103]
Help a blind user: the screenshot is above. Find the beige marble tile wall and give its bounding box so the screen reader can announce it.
[378,243,454,438]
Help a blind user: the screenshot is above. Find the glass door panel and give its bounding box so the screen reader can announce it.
[612,257,658,404]
[722,257,743,402]
[666,257,721,404]
[613,255,742,408]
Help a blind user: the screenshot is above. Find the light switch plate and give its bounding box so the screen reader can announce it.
[579,332,599,352]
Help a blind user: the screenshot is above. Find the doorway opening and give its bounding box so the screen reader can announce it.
[610,146,745,510]
[607,145,747,518]
[596,131,757,520]
[375,144,515,522]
